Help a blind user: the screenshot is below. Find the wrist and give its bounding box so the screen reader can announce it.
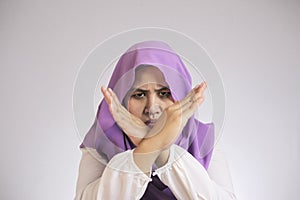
[133,142,161,174]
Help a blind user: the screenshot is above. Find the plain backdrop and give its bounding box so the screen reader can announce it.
[1,1,299,200]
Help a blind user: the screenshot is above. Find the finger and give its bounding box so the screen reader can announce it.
[107,88,127,117]
[182,96,205,120]
[108,88,121,107]
[108,88,131,118]
[178,82,207,121]
[180,91,195,106]
[195,81,207,97]
[101,87,122,121]
[101,88,149,139]
[173,83,205,112]
[107,88,147,130]
[169,85,198,111]
[179,82,206,106]
[101,86,112,105]
[191,82,207,103]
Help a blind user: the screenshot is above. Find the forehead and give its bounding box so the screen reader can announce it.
[132,66,168,88]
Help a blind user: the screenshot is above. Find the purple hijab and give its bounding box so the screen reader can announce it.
[81,41,214,199]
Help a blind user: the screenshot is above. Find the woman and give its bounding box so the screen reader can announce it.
[75,41,237,199]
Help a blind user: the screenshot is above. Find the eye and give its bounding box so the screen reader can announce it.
[158,90,172,98]
[131,92,146,99]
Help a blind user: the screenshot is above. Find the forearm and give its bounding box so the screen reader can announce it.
[133,129,174,174]
[154,145,237,200]
[75,148,152,200]
[133,138,161,175]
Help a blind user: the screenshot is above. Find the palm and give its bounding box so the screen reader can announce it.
[101,87,150,140]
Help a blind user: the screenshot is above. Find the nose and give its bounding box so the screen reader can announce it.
[144,95,162,119]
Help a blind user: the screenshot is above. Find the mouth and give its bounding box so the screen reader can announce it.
[145,120,157,127]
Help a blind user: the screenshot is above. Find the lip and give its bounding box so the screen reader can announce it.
[145,120,157,127]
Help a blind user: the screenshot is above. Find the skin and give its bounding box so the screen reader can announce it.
[101,66,207,175]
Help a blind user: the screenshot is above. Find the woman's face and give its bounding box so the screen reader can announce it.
[124,66,174,127]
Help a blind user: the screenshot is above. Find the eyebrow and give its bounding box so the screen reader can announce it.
[131,87,170,93]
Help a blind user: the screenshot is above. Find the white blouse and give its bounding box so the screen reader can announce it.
[74,143,237,200]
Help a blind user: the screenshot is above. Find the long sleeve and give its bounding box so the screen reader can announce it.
[74,148,105,200]
[74,148,152,200]
[75,144,237,200]
[153,144,237,200]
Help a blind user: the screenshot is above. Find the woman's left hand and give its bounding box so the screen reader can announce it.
[138,82,207,151]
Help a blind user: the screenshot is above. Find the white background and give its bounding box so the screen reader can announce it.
[1,1,299,199]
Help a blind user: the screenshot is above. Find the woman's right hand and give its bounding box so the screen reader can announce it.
[101,86,150,145]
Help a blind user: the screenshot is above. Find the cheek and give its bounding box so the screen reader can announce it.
[127,99,144,116]
[161,99,174,109]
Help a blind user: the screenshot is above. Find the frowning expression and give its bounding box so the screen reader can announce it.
[124,66,174,126]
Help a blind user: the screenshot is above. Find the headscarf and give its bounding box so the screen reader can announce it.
[80,41,214,199]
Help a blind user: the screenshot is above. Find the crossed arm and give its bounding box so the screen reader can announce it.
[75,143,237,199]
[101,82,207,174]
[75,83,237,199]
